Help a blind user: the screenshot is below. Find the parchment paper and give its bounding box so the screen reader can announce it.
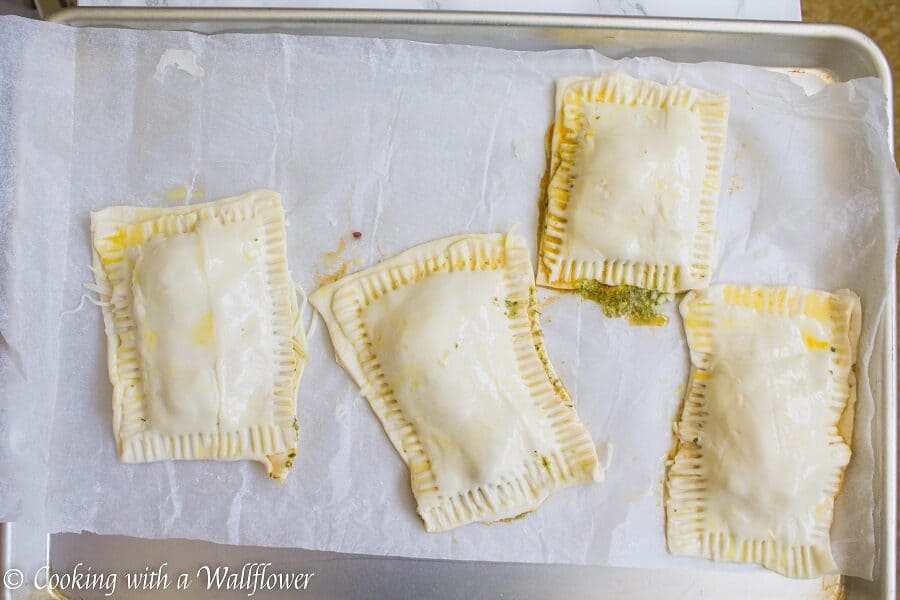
[0,16,897,580]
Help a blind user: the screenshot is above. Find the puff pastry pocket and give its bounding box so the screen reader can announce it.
[538,72,729,293]
[667,284,861,578]
[311,233,604,531]
[91,190,307,482]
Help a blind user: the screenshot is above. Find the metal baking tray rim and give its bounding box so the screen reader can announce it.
[46,8,894,141]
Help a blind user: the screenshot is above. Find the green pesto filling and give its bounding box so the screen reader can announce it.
[573,280,668,325]
[504,299,520,319]
[285,449,297,470]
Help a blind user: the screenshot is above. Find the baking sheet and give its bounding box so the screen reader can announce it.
[73,0,804,21]
[0,15,897,580]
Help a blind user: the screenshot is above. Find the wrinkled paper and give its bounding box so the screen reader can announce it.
[0,15,897,580]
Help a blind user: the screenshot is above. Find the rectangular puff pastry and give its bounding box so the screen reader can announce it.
[311,233,604,531]
[91,190,307,482]
[538,72,729,293]
[667,284,861,578]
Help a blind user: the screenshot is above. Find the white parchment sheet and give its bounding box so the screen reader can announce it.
[0,16,897,579]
